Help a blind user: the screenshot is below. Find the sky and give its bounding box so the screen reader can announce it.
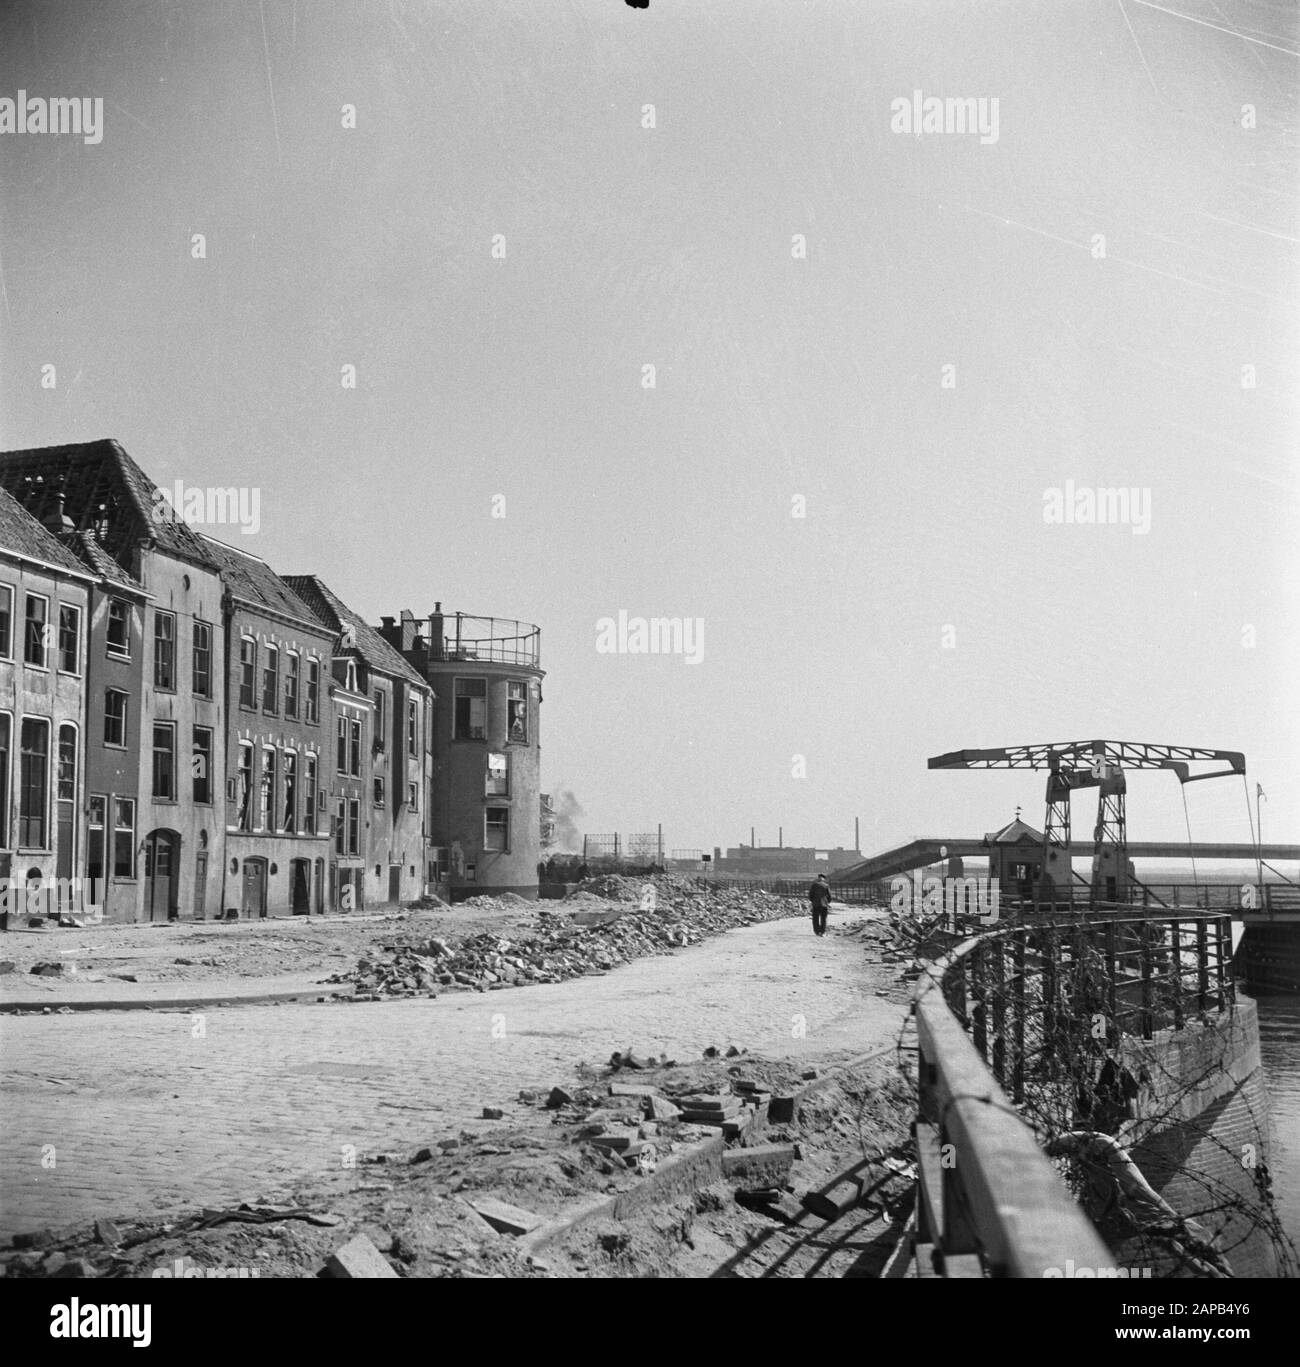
[1,0,1296,859]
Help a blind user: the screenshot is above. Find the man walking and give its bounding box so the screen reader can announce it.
[808,873,831,937]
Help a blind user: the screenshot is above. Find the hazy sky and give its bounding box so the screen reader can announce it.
[1,0,1296,857]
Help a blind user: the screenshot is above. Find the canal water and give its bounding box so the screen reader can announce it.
[1242,989,1300,1252]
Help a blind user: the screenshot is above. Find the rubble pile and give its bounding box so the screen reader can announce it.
[327,879,800,1000]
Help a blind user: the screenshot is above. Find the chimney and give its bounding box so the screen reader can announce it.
[429,603,445,661]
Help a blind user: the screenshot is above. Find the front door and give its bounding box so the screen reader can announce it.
[194,852,208,919]
[242,859,267,918]
[291,859,310,914]
[388,866,401,904]
[144,831,177,922]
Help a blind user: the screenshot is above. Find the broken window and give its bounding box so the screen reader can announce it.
[374,688,386,750]
[259,747,276,831]
[192,620,212,697]
[283,751,297,833]
[455,678,486,740]
[486,752,508,797]
[284,653,300,719]
[304,753,317,834]
[152,723,176,800]
[104,689,128,747]
[237,743,253,831]
[0,585,11,658]
[58,605,81,674]
[24,594,48,667]
[262,645,279,713]
[373,776,385,807]
[507,681,527,742]
[485,807,508,852]
[19,719,49,846]
[407,698,418,756]
[107,599,130,657]
[113,798,135,877]
[153,610,176,690]
[239,637,257,708]
[349,717,362,776]
[306,658,320,723]
[193,727,213,804]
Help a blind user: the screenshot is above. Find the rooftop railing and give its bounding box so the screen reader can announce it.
[430,613,540,667]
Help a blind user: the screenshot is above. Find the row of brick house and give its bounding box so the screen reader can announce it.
[0,439,544,923]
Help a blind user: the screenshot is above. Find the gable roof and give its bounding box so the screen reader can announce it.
[198,536,329,636]
[283,575,430,690]
[0,483,95,579]
[983,816,1044,845]
[0,439,219,575]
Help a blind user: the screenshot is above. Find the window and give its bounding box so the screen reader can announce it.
[192,620,212,697]
[373,776,385,807]
[455,678,487,739]
[58,605,81,674]
[282,751,298,833]
[237,742,254,831]
[408,781,418,810]
[508,681,528,743]
[0,715,9,845]
[104,689,128,747]
[262,645,279,713]
[407,698,419,756]
[259,747,276,831]
[107,598,130,657]
[87,794,106,889]
[153,610,176,689]
[334,797,345,855]
[193,727,213,804]
[19,719,50,846]
[304,753,317,834]
[0,585,11,658]
[348,798,360,855]
[284,653,300,719]
[239,637,256,707]
[24,594,48,667]
[350,718,362,776]
[113,798,135,878]
[485,806,509,853]
[57,725,76,802]
[152,723,176,800]
[374,689,386,750]
[486,752,508,797]
[306,658,320,723]
[336,715,348,774]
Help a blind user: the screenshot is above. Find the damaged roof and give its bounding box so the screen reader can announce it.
[284,575,431,690]
[0,483,94,578]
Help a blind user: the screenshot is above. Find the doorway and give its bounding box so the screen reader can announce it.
[241,857,268,918]
[144,830,179,922]
[291,858,311,914]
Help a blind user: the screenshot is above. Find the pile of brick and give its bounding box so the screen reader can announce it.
[327,879,800,1000]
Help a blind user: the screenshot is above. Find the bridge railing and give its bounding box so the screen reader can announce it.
[913,912,1235,1276]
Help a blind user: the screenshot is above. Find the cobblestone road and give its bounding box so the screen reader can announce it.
[0,908,905,1237]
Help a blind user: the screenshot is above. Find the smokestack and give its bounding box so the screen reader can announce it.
[750,826,755,850]
[429,603,445,661]
[855,816,860,853]
[779,826,783,849]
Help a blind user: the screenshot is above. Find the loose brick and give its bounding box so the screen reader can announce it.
[325,1234,399,1278]
[802,1177,863,1221]
[468,1197,542,1236]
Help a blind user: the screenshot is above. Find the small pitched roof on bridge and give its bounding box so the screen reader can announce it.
[983,816,1043,845]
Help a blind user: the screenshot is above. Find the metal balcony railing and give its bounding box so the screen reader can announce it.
[432,613,540,667]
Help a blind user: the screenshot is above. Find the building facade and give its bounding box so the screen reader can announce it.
[287,579,434,912]
[380,607,543,900]
[0,486,93,921]
[0,441,227,924]
[200,537,334,918]
[0,438,549,924]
